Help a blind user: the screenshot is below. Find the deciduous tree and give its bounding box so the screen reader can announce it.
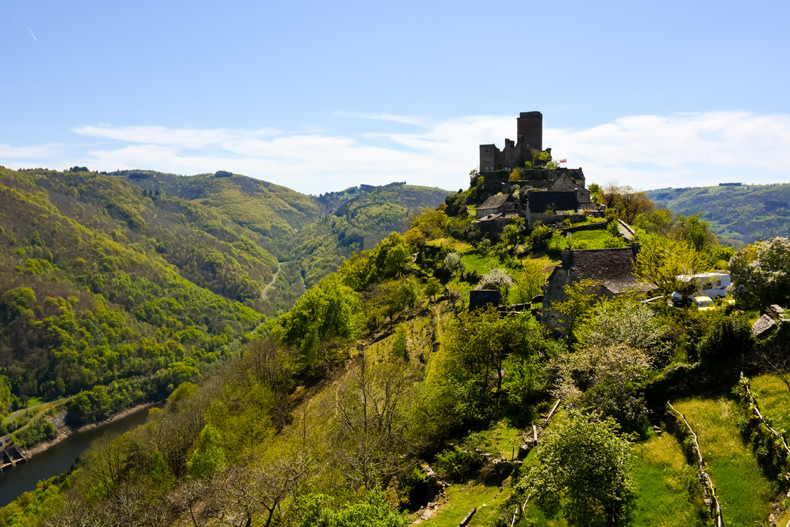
[729,237,790,309]
[634,233,710,299]
[521,411,634,527]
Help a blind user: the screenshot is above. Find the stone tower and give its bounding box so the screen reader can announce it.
[479,111,544,173]
[516,111,542,152]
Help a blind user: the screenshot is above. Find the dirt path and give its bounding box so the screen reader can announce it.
[262,262,282,301]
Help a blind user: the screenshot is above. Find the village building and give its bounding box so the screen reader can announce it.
[477,193,520,218]
[474,193,522,234]
[542,245,652,329]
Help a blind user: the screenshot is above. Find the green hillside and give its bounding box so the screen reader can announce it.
[0,167,449,443]
[648,183,790,247]
[6,174,790,527]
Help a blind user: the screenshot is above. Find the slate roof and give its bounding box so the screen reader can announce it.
[479,193,517,210]
[753,314,777,338]
[527,191,580,213]
[562,246,649,295]
[548,174,580,192]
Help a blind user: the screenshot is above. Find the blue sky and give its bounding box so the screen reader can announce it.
[2,0,789,194]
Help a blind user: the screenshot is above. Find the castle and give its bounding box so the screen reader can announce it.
[475,111,601,228]
[480,111,543,173]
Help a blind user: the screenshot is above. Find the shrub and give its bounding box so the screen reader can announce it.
[434,446,483,482]
[698,313,753,363]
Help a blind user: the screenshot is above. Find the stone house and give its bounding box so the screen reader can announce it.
[474,193,521,234]
[542,245,652,329]
[477,193,520,218]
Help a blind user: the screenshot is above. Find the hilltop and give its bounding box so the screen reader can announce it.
[647,183,790,247]
[3,113,790,526]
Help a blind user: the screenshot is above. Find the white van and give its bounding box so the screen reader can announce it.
[671,272,731,305]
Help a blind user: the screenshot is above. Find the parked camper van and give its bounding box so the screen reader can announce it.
[671,272,731,306]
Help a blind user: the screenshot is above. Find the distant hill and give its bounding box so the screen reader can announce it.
[298,182,451,286]
[647,183,790,247]
[0,166,449,428]
[111,171,450,304]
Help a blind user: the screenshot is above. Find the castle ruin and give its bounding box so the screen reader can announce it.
[479,111,543,173]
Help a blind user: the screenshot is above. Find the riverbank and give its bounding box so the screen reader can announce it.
[0,403,160,507]
[26,402,160,458]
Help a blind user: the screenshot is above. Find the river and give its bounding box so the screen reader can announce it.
[0,405,155,507]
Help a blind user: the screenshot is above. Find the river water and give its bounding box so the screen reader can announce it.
[0,405,155,507]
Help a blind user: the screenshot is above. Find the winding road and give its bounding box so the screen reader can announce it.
[262,262,282,301]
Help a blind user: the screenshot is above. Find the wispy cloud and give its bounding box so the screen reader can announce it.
[25,25,37,42]
[74,125,279,149]
[4,112,790,194]
[332,111,429,126]
[0,143,60,159]
[544,112,790,189]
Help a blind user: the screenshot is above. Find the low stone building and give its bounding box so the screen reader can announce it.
[477,193,520,219]
[542,245,652,329]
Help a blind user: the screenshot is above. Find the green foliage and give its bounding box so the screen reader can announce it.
[425,309,548,433]
[435,446,483,482]
[276,276,358,357]
[511,260,546,303]
[603,184,655,224]
[522,411,635,527]
[528,224,553,252]
[633,233,711,298]
[648,183,790,247]
[697,312,753,363]
[295,491,407,527]
[730,237,790,309]
[187,424,226,479]
[575,295,665,358]
[578,378,649,434]
[551,279,601,341]
[0,167,446,433]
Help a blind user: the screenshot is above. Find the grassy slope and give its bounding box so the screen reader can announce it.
[632,432,706,526]
[673,397,775,526]
[750,373,790,432]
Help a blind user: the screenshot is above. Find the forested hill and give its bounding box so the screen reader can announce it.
[0,166,448,438]
[9,165,790,526]
[647,183,790,247]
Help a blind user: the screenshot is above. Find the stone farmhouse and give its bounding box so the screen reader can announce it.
[542,245,652,329]
[475,193,521,233]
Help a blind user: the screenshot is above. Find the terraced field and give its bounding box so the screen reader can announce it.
[750,373,790,432]
[632,431,706,526]
[672,397,776,526]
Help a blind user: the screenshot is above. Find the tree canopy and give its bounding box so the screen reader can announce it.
[522,411,634,526]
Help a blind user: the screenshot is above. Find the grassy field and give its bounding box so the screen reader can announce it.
[417,483,503,527]
[673,396,776,526]
[462,420,523,460]
[750,373,790,433]
[548,228,624,251]
[632,432,707,526]
[460,252,507,275]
